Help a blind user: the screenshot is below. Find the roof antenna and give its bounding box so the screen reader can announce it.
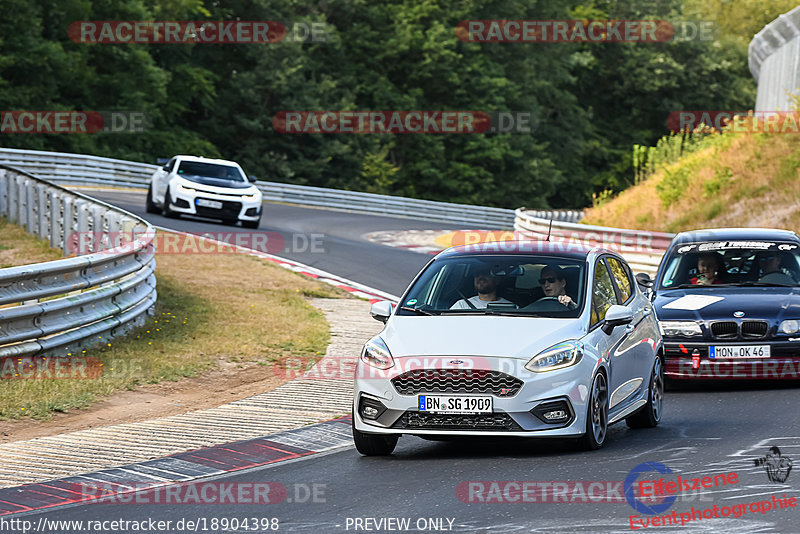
[546,219,553,242]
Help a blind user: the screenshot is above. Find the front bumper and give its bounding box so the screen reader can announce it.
[664,341,800,379]
[170,187,262,221]
[352,356,596,438]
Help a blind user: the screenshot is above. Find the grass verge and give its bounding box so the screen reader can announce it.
[0,217,63,268]
[0,229,350,419]
[582,134,800,233]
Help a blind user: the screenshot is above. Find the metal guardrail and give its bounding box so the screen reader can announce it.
[749,6,800,112]
[0,165,156,358]
[514,208,675,275]
[0,147,581,228]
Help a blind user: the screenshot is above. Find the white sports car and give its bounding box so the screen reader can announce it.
[352,241,664,455]
[146,155,262,228]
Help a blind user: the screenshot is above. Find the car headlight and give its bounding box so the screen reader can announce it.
[243,189,261,201]
[175,182,192,194]
[659,321,702,337]
[525,341,583,373]
[779,320,800,334]
[360,336,394,370]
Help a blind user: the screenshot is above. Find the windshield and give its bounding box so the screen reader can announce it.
[177,161,246,182]
[397,255,586,317]
[659,241,800,289]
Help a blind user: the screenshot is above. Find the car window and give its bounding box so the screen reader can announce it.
[177,161,246,182]
[659,241,800,288]
[606,257,633,303]
[591,260,617,326]
[396,254,586,317]
[165,158,176,171]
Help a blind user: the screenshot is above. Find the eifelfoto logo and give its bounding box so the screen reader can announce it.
[754,446,792,483]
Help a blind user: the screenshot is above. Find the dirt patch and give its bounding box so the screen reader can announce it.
[0,358,287,444]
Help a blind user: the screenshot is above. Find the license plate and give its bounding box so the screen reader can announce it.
[709,345,771,359]
[418,395,492,414]
[196,198,223,209]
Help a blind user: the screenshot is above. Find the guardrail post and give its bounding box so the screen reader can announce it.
[8,174,20,223]
[107,211,121,250]
[36,183,48,239]
[50,190,62,250]
[76,199,90,252]
[91,205,106,251]
[26,179,36,234]
[0,169,6,217]
[62,195,74,256]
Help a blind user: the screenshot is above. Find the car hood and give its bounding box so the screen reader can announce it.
[654,287,800,322]
[179,174,253,190]
[380,315,584,361]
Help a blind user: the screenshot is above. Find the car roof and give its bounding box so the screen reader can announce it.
[671,227,800,245]
[438,240,617,261]
[174,155,241,167]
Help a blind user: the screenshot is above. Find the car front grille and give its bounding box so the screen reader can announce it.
[710,321,738,339]
[184,187,249,198]
[741,321,769,339]
[194,199,242,219]
[391,369,523,397]
[392,412,521,431]
[709,320,770,340]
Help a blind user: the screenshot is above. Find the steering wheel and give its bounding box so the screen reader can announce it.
[522,296,571,312]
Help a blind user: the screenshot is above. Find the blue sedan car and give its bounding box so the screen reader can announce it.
[649,228,800,381]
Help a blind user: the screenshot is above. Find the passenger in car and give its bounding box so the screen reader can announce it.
[450,267,515,309]
[691,252,724,285]
[537,265,578,309]
[758,251,796,285]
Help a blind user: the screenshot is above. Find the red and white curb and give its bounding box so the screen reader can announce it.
[362,229,451,255]
[0,417,354,517]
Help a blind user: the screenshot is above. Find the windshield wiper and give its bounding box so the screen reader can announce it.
[399,306,438,316]
[661,284,697,290]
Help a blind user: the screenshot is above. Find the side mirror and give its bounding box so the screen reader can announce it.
[370,300,393,323]
[601,304,633,335]
[248,175,258,183]
[162,165,170,172]
[635,272,653,289]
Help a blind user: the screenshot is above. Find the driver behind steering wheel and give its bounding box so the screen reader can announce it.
[538,265,577,309]
[450,267,515,309]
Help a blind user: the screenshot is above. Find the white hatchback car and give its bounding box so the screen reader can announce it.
[352,241,664,455]
[146,155,263,228]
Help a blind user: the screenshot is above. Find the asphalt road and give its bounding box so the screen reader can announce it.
[10,190,800,534]
[84,189,462,297]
